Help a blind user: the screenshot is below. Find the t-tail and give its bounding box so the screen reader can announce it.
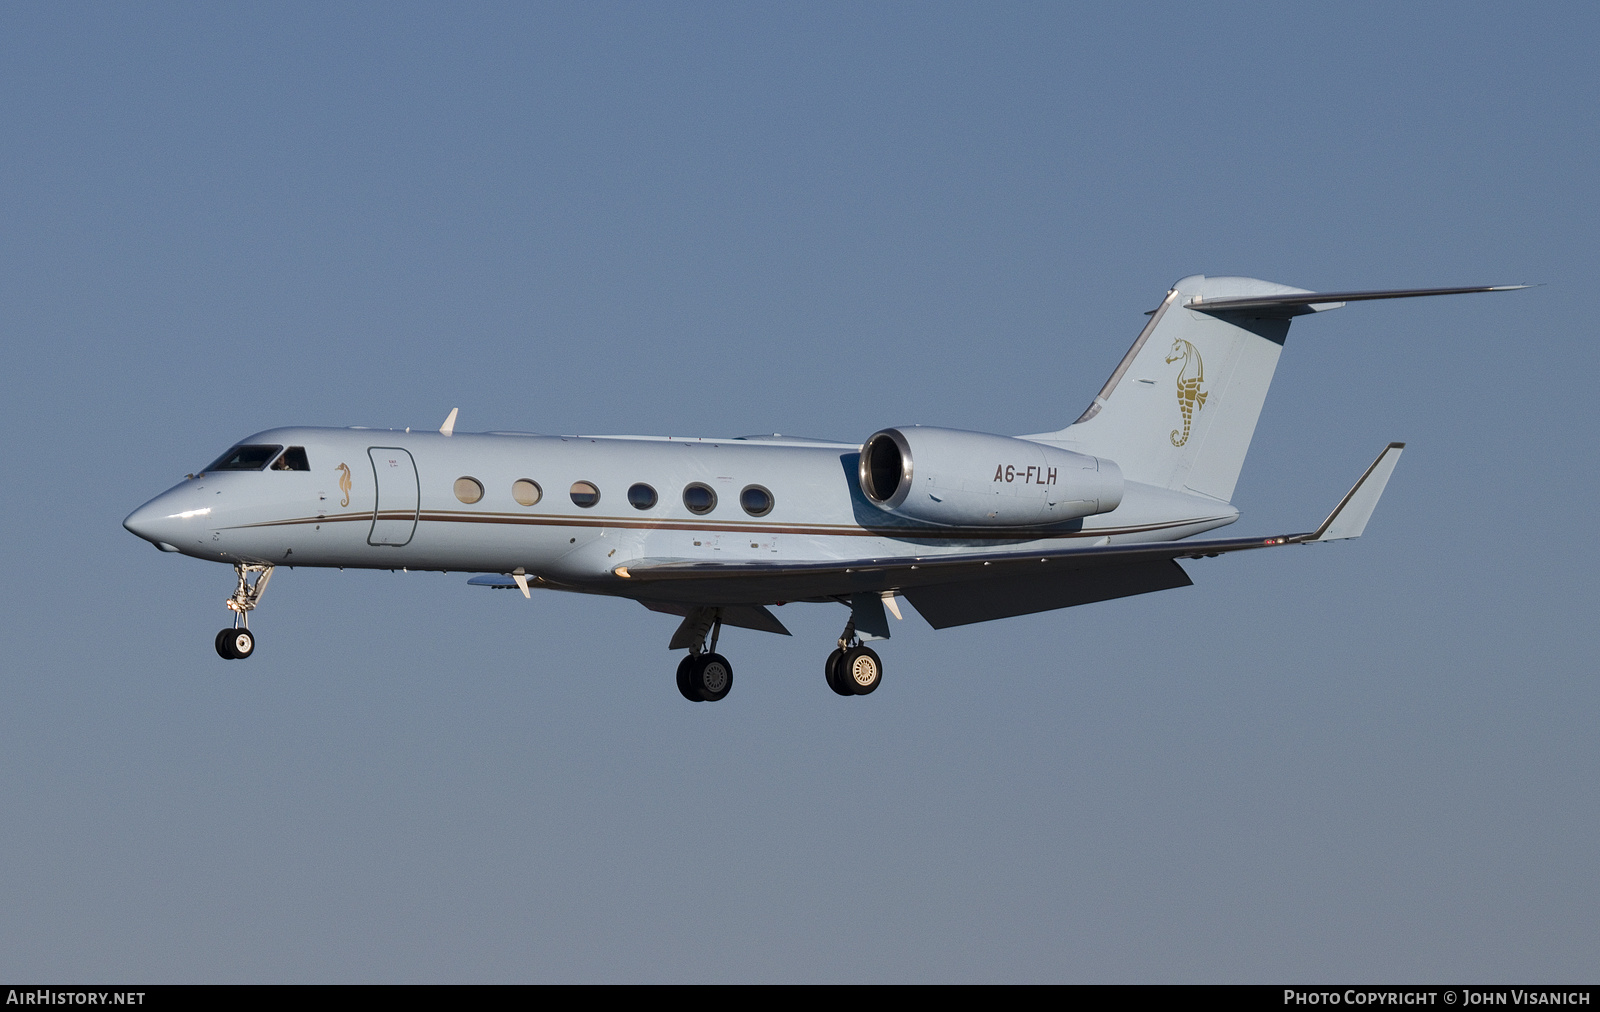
[1025,276,1528,503]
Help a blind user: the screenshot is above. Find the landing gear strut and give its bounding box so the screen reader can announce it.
[215,563,272,660]
[675,608,733,702]
[825,616,882,696]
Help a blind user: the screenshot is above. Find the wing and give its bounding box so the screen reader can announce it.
[603,443,1406,625]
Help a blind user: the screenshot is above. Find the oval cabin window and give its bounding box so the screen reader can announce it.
[628,483,658,510]
[683,483,717,515]
[739,485,774,517]
[512,479,542,506]
[570,481,600,508]
[454,477,484,504]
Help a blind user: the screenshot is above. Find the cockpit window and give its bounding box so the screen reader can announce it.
[205,444,283,471]
[271,446,311,471]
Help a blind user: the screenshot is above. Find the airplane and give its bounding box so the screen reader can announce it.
[123,275,1525,702]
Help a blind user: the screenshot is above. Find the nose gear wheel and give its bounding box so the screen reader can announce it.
[216,627,255,660]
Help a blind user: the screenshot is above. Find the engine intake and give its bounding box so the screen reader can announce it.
[859,426,1122,527]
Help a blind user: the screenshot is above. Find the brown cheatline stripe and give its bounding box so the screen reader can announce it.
[228,509,1232,542]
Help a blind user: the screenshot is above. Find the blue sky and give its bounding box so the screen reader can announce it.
[1,3,1596,981]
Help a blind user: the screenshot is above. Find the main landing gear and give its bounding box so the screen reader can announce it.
[215,563,272,660]
[667,605,887,701]
[676,609,733,702]
[825,616,883,697]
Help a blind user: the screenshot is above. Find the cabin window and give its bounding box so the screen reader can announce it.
[205,444,283,472]
[683,483,717,515]
[271,446,311,471]
[570,481,600,508]
[628,483,658,510]
[512,479,542,506]
[739,485,774,517]
[454,477,485,504]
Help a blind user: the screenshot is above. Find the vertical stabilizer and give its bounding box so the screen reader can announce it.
[1027,275,1316,503]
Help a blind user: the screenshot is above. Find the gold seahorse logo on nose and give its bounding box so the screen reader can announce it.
[336,462,352,507]
[1165,338,1208,447]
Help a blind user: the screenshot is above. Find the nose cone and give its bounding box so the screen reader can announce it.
[123,501,168,542]
[124,489,209,551]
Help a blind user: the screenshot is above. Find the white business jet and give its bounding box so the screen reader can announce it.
[124,276,1523,701]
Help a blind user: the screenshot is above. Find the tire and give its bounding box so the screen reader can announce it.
[840,645,882,695]
[824,648,852,696]
[228,628,255,660]
[676,654,703,702]
[693,653,733,702]
[215,628,235,659]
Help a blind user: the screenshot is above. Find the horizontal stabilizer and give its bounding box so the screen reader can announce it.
[1188,284,1529,317]
[1311,442,1405,542]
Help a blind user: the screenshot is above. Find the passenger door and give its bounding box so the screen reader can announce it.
[367,447,419,547]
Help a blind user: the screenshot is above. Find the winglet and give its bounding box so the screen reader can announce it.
[1309,443,1406,542]
[440,407,459,437]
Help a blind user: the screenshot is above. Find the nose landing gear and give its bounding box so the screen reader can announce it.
[215,563,272,660]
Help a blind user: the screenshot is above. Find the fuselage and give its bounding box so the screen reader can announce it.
[124,426,1239,605]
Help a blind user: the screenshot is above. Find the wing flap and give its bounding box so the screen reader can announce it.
[904,559,1193,629]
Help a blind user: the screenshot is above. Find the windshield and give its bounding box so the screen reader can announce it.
[205,444,283,472]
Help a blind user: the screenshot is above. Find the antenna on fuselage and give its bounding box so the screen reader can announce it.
[439,407,459,437]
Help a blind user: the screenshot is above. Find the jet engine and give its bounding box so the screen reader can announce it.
[858,426,1122,527]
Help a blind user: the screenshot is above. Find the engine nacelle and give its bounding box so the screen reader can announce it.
[858,426,1123,527]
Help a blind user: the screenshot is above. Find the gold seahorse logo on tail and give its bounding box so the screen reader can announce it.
[336,462,352,507]
[1164,338,1208,446]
